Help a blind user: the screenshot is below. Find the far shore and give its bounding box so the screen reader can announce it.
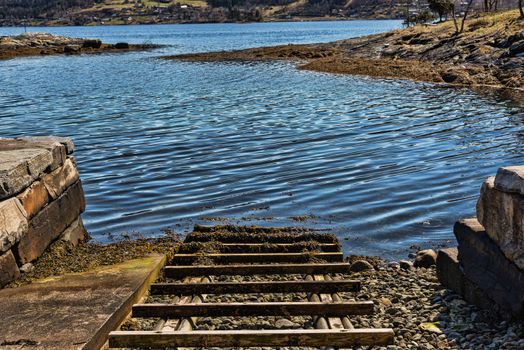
[165,10,524,93]
[0,32,160,60]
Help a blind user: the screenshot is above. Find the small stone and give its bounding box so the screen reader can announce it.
[399,260,413,270]
[349,260,374,272]
[274,318,297,328]
[414,249,437,268]
[19,263,34,273]
[388,261,400,269]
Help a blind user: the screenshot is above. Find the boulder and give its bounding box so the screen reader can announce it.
[0,250,20,287]
[63,45,81,53]
[494,166,524,195]
[454,218,524,320]
[82,39,102,49]
[17,180,50,219]
[414,249,437,268]
[0,198,28,253]
[60,217,87,246]
[0,148,52,199]
[42,157,80,200]
[16,181,85,264]
[349,260,374,272]
[476,176,524,269]
[509,40,524,56]
[114,42,129,49]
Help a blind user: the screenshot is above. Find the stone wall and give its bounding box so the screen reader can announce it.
[437,166,524,321]
[0,137,87,287]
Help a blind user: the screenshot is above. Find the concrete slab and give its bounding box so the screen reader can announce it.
[0,254,165,350]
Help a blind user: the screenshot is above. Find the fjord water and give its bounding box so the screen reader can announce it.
[1,21,523,258]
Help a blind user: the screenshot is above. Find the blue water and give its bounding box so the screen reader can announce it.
[1,21,523,259]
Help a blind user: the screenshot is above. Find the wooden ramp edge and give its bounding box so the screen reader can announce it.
[109,329,395,348]
[85,254,166,350]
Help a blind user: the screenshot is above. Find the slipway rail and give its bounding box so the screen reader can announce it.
[108,227,394,348]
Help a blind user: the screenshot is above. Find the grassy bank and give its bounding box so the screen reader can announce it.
[166,10,524,91]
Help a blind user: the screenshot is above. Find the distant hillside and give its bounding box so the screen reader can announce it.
[0,0,408,26]
[1,0,519,25]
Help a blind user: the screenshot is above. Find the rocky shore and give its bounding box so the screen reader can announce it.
[166,10,524,91]
[0,32,159,60]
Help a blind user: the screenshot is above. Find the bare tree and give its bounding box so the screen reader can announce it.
[452,0,474,34]
[459,0,474,33]
[520,0,523,17]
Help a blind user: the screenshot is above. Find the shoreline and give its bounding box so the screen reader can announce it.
[164,10,524,93]
[0,16,401,28]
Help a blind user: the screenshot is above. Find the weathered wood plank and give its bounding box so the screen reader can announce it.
[150,279,360,295]
[108,329,395,348]
[172,252,344,264]
[132,301,374,318]
[217,243,341,253]
[164,263,351,278]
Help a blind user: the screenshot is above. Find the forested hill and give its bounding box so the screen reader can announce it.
[0,0,407,26]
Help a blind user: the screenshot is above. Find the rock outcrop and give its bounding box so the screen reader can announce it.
[0,137,87,287]
[437,166,524,321]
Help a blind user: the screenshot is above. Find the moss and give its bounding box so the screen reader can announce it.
[7,236,179,288]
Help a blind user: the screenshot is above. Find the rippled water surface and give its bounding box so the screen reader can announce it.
[1,21,523,258]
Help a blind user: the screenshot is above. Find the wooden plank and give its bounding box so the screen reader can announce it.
[211,243,341,253]
[108,329,395,348]
[150,280,360,295]
[172,252,344,264]
[132,301,374,318]
[164,263,352,278]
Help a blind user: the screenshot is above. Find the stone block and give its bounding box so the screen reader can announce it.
[42,157,80,200]
[476,177,524,270]
[17,180,50,219]
[0,148,52,199]
[436,248,463,295]
[436,247,503,318]
[495,166,524,195]
[0,138,66,173]
[0,198,28,253]
[17,136,74,155]
[454,218,524,320]
[16,180,86,264]
[60,217,87,246]
[0,250,20,287]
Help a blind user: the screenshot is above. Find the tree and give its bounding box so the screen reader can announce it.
[428,0,453,21]
[519,0,523,17]
[451,0,474,34]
